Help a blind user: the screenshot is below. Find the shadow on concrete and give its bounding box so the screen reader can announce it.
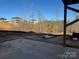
[0,30,79,49]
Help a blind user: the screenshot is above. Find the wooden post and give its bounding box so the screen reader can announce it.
[63,5,67,46]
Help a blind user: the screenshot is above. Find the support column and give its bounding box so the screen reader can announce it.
[63,5,67,46]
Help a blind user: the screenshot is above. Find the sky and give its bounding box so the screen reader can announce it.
[0,0,78,20]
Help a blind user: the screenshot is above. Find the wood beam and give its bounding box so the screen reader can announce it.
[63,5,67,46]
[66,19,79,27]
[67,6,79,13]
[62,0,79,5]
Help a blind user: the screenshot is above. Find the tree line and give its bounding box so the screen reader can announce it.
[0,17,79,33]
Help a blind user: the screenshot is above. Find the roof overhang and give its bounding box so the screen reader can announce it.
[62,0,79,5]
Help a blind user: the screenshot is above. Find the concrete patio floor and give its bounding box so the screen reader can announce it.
[0,38,79,59]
